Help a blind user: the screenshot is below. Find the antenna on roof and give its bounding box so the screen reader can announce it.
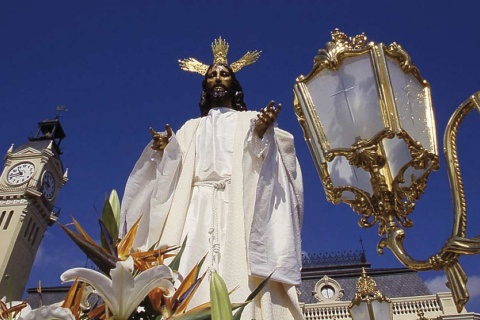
[55,105,68,118]
[359,236,367,262]
[359,236,365,251]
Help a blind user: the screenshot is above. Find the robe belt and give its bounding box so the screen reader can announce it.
[192,178,231,190]
[192,178,231,274]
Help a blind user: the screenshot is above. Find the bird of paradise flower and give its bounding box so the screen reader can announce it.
[58,190,271,320]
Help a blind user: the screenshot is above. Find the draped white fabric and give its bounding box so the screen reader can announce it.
[120,107,304,319]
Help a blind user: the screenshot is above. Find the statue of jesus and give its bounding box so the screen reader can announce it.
[120,37,304,320]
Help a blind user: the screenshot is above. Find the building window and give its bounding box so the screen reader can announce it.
[321,285,335,299]
[3,211,14,230]
[28,222,36,242]
[24,217,33,237]
[31,226,39,246]
[0,211,5,228]
[313,276,344,302]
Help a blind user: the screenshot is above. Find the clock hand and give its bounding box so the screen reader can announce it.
[10,172,23,177]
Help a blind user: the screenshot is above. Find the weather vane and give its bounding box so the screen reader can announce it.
[55,105,68,118]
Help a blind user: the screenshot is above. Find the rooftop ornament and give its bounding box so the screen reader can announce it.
[349,268,392,320]
[294,28,480,313]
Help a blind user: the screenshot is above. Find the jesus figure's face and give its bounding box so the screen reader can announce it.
[205,64,233,99]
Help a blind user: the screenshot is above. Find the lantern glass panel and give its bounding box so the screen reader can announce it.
[328,156,373,198]
[382,136,412,182]
[350,302,370,320]
[306,54,384,150]
[350,300,392,320]
[371,300,392,319]
[386,56,436,153]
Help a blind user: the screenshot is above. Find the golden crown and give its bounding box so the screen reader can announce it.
[178,36,261,75]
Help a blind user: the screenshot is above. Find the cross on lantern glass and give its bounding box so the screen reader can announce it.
[294,29,480,313]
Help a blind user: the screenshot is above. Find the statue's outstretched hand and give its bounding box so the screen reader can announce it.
[255,100,282,139]
[149,124,173,151]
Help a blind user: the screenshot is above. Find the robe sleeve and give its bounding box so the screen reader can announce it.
[247,125,304,286]
[120,132,183,249]
[246,118,272,158]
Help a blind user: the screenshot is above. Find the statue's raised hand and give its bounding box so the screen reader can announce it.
[255,100,282,139]
[149,124,173,151]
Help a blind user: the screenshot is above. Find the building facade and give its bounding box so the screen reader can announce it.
[299,251,478,319]
[0,118,67,300]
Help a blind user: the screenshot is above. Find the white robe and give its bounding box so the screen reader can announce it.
[121,107,304,319]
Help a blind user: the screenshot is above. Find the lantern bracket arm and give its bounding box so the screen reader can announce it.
[378,228,467,313]
[325,129,394,162]
[444,91,480,242]
[375,91,480,313]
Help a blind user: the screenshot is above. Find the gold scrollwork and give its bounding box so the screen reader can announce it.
[297,29,372,82]
[384,42,430,87]
[319,163,336,203]
[349,268,390,309]
[313,29,370,72]
[390,129,440,226]
[293,94,310,141]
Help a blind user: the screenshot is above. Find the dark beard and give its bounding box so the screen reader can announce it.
[208,89,234,104]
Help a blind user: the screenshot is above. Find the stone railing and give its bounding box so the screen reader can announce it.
[303,301,350,320]
[301,292,462,320]
[392,295,442,319]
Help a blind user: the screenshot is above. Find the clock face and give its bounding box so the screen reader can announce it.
[42,171,56,200]
[7,162,36,185]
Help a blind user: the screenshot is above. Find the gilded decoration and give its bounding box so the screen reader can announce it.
[384,42,429,87]
[178,36,261,75]
[294,29,438,235]
[312,29,370,74]
[349,268,390,308]
[294,27,480,312]
[293,94,310,141]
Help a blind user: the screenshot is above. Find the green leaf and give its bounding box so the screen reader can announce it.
[109,189,121,230]
[168,306,212,320]
[101,195,118,249]
[232,272,273,320]
[210,272,232,320]
[168,302,247,320]
[168,236,188,272]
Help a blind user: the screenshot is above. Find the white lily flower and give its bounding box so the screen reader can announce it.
[79,285,95,310]
[18,305,74,320]
[60,256,174,320]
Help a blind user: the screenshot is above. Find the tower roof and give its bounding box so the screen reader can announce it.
[299,251,432,304]
[28,118,66,155]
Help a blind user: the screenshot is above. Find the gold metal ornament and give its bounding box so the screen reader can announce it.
[294,28,480,312]
[349,268,392,319]
[178,36,261,75]
[349,268,390,307]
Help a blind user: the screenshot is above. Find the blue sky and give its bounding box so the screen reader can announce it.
[1,0,480,312]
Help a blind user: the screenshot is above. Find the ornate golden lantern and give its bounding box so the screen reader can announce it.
[294,28,480,312]
[349,268,392,320]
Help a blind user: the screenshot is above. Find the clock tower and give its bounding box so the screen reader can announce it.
[0,117,67,300]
